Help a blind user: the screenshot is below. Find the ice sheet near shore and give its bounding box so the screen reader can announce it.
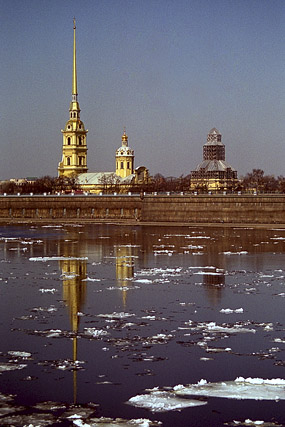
[174,377,285,400]
[127,377,285,414]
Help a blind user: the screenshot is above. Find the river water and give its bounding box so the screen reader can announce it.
[0,223,284,426]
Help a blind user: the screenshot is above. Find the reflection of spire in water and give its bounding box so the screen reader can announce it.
[115,246,135,308]
[59,250,87,404]
[203,270,225,305]
[60,258,87,330]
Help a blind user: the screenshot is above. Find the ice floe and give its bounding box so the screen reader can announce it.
[221,251,248,255]
[127,390,207,412]
[174,377,285,400]
[7,351,32,359]
[82,276,101,282]
[224,420,283,426]
[29,256,88,262]
[220,308,244,314]
[39,359,85,371]
[97,312,135,319]
[186,321,256,334]
[0,363,27,372]
[83,328,108,338]
[72,416,161,426]
[39,288,57,293]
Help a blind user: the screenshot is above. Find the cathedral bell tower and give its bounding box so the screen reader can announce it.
[115,129,134,178]
[58,19,88,178]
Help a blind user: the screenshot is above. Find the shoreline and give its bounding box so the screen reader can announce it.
[0,218,284,229]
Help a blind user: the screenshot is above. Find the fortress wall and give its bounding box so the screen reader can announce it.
[0,194,284,224]
[0,196,142,221]
[141,195,285,224]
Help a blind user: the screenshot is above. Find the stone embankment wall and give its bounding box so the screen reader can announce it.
[0,194,284,224]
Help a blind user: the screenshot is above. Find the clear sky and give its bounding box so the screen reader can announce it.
[1,0,284,180]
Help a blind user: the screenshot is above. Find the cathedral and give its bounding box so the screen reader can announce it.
[190,128,238,192]
[58,20,149,193]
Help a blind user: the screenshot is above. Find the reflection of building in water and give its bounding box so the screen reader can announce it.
[59,251,87,404]
[115,245,135,307]
[203,270,225,305]
[60,257,87,331]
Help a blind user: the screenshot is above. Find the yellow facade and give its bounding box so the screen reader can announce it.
[190,177,239,192]
[58,19,88,178]
[115,129,134,178]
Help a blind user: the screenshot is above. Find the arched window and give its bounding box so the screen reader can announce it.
[127,162,130,169]
[67,157,71,166]
[79,156,84,166]
[121,162,123,169]
[67,137,71,145]
[78,136,82,145]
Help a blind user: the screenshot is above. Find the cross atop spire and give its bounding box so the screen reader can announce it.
[122,127,128,146]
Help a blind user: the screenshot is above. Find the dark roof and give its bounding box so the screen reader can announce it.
[194,160,236,173]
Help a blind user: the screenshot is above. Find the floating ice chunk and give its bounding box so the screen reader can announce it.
[222,251,248,255]
[127,390,207,412]
[97,312,135,319]
[174,377,285,400]
[0,363,27,372]
[8,351,31,358]
[47,329,62,338]
[39,288,57,293]
[73,417,161,426]
[220,308,244,314]
[83,328,108,338]
[195,271,224,276]
[135,279,153,284]
[195,321,255,334]
[33,401,67,411]
[82,277,101,282]
[29,256,88,262]
[274,338,285,344]
[32,305,57,313]
[270,237,285,240]
[206,347,232,353]
[107,286,137,291]
[61,273,77,279]
[187,236,211,239]
[0,403,26,416]
[40,359,85,371]
[235,377,285,386]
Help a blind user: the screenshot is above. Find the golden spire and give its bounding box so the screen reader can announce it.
[72,17,78,101]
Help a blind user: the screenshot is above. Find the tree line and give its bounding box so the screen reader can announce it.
[1,169,285,194]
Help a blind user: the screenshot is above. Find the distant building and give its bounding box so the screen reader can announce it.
[58,20,149,193]
[190,128,238,192]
